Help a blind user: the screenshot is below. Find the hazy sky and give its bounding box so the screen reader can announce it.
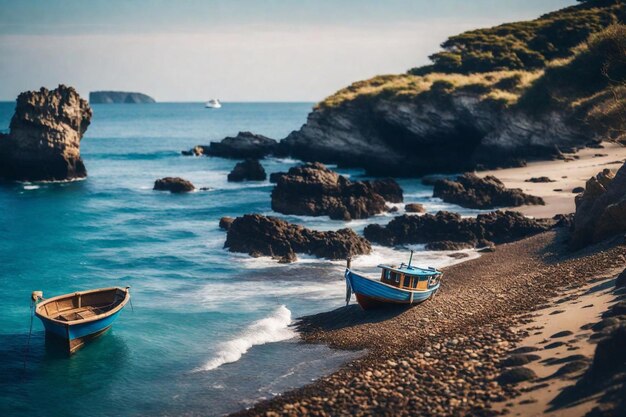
[0,0,575,102]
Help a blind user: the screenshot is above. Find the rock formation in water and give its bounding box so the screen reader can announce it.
[569,167,626,249]
[432,173,545,209]
[89,91,155,104]
[405,203,425,213]
[269,162,403,220]
[224,214,371,263]
[227,159,267,182]
[0,85,92,181]
[153,177,195,193]
[364,210,552,248]
[183,132,277,159]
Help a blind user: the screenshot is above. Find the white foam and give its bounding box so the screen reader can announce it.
[23,185,40,190]
[196,305,295,372]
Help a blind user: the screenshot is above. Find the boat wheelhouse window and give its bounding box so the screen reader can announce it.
[384,270,391,281]
[403,275,411,287]
[412,278,419,288]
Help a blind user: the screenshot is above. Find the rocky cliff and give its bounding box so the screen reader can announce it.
[89,91,155,104]
[277,3,626,176]
[0,85,92,181]
[280,77,589,176]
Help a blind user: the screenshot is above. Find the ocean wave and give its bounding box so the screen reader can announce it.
[196,305,295,372]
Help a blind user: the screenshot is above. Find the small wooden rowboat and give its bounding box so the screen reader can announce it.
[345,253,442,310]
[32,287,131,354]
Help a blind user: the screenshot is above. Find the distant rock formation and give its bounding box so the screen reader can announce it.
[269,162,403,220]
[569,168,626,249]
[183,132,277,159]
[364,210,552,248]
[224,214,371,263]
[219,216,234,231]
[0,85,92,181]
[227,159,267,182]
[89,91,155,104]
[153,177,195,193]
[433,173,545,209]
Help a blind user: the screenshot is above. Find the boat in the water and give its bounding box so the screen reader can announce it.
[205,99,221,108]
[345,252,442,309]
[32,287,131,354]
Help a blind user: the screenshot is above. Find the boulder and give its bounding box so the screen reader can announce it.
[0,85,92,181]
[570,167,626,249]
[497,366,537,384]
[181,145,209,156]
[153,177,195,193]
[223,214,371,263]
[219,216,234,231]
[525,176,555,183]
[433,173,545,209]
[185,132,277,159]
[405,203,426,213]
[227,159,267,182]
[270,162,403,220]
[363,210,551,248]
[617,268,626,288]
[572,186,585,193]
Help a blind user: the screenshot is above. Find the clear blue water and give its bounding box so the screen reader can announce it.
[0,102,480,417]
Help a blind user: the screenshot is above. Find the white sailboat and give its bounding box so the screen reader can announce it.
[205,99,221,109]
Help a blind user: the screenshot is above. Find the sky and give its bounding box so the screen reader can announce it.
[0,0,576,102]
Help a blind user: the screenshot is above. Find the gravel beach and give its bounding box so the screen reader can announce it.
[231,229,626,416]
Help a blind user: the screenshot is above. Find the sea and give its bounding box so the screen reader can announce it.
[0,102,482,417]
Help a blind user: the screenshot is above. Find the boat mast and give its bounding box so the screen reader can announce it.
[408,250,414,268]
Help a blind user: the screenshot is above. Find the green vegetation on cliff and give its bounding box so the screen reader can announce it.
[409,0,625,75]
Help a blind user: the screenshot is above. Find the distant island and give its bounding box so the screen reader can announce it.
[89,91,155,104]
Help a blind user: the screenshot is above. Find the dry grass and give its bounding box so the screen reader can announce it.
[318,70,543,109]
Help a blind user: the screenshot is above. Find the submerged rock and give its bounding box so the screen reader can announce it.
[433,173,544,209]
[184,131,277,159]
[153,177,195,193]
[0,85,92,181]
[570,167,626,249]
[364,210,551,248]
[223,214,371,262]
[270,162,403,220]
[227,159,267,182]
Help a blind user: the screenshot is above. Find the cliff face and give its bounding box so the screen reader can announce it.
[0,85,92,181]
[89,91,155,104]
[282,91,588,176]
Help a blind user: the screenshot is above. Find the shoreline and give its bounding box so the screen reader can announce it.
[231,229,626,416]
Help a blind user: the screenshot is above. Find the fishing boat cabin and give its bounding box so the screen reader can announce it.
[377,263,442,290]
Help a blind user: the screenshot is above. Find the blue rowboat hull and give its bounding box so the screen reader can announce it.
[38,308,124,353]
[346,269,439,309]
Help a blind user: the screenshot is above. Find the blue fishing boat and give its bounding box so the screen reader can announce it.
[32,287,131,354]
[345,252,442,309]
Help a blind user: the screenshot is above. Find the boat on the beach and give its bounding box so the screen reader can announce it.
[205,99,221,108]
[345,252,442,309]
[32,287,131,354]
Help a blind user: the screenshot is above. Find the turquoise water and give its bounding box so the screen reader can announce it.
[0,102,479,417]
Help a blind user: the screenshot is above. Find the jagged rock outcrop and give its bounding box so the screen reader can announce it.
[223,214,371,263]
[363,210,552,248]
[269,162,403,220]
[89,91,155,104]
[153,177,195,193]
[569,167,626,249]
[183,131,277,159]
[0,85,92,181]
[433,173,545,209]
[227,159,267,182]
[279,93,587,176]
